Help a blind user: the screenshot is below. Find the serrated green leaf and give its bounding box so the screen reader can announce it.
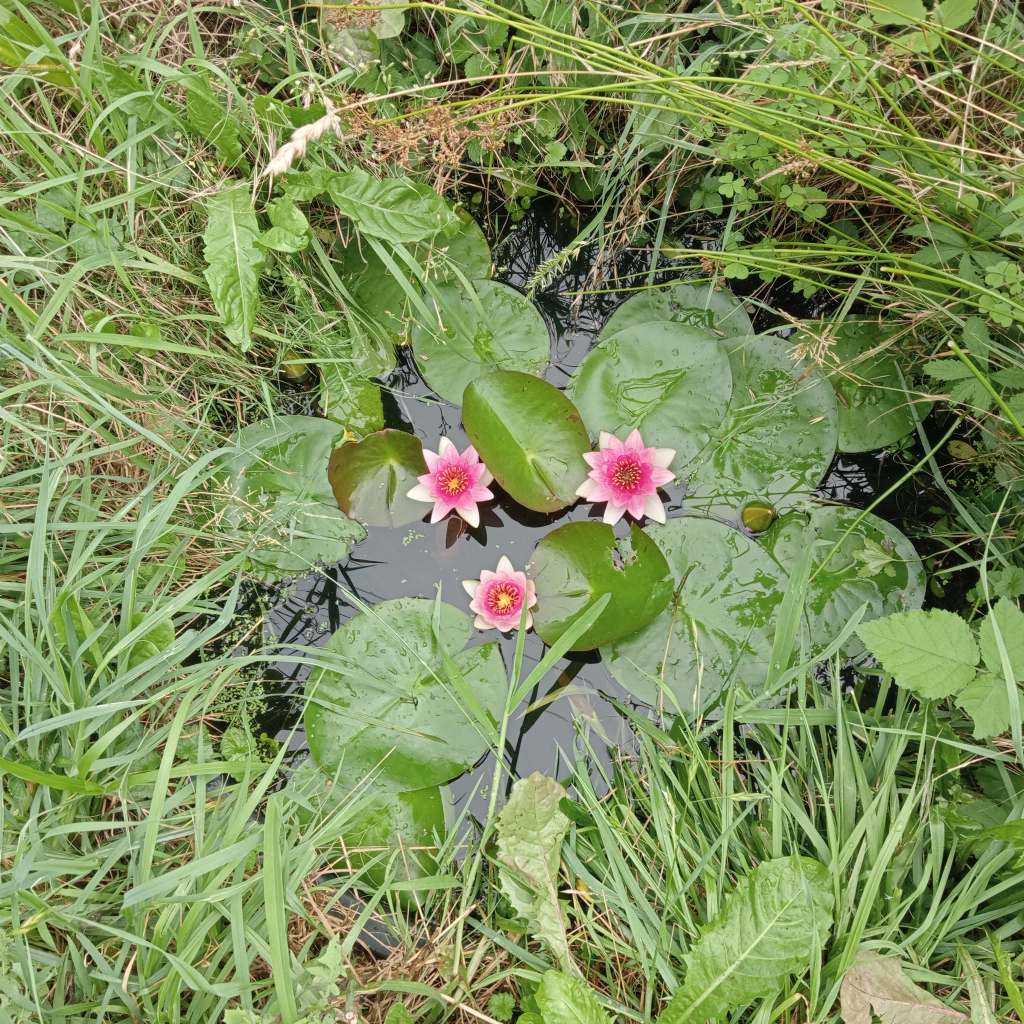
[496,773,572,970]
[857,609,978,698]
[657,856,834,1024]
[535,971,610,1024]
[983,567,1024,601]
[385,1003,414,1024]
[924,360,974,381]
[203,186,264,352]
[948,378,992,412]
[978,599,1024,680]
[955,673,1016,740]
[487,993,517,1023]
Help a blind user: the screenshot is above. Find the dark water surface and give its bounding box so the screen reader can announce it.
[259,203,937,820]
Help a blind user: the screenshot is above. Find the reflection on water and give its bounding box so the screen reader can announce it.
[255,200,937,820]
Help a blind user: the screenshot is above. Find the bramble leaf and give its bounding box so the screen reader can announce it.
[978,599,1024,680]
[857,610,978,698]
[955,673,1015,740]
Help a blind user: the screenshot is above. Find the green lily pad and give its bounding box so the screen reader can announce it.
[809,318,930,452]
[603,281,753,339]
[604,517,790,712]
[528,522,673,652]
[429,208,492,281]
[289,758,449,888]
[412,280,550,404]
[221,416,366,578]
[338,241,412,342]
[319,368,384,438]
[304,598,506,789]
[462,370,590,512]
[685,333,838,515]
[762,503,925,658]
[328,429,427,527]
[567,321,733,465]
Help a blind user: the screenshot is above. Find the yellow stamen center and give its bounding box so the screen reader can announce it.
[611,457,641,491]
[438,465,469,496]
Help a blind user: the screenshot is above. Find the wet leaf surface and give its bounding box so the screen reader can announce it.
[605,517,789,712]
[463,370,590,512]
[812,319,930,452]
[221,415,366,579]
[763,503,925,658]
[568,320,733,465]
[603,281,753,338]
[289,757,448,888]
[413,279,550,403]
[328,428,427,527]
[319,370,384,437]
[337,210,492,346]
[686,333,839,517]
[304,597,506,788]
[529,522,673,651]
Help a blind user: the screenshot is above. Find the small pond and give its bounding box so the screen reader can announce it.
[237,201,939,823]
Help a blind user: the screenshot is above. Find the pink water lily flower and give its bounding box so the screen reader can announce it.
[576,429,675,525]
[462,556,537,632]
[407,437,494,528]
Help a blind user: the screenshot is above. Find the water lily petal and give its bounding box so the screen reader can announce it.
[430,501,455,523]
[457,503,481,528]
[602,502,626,525]
[407,483,434,502]
[644,493,667,523]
